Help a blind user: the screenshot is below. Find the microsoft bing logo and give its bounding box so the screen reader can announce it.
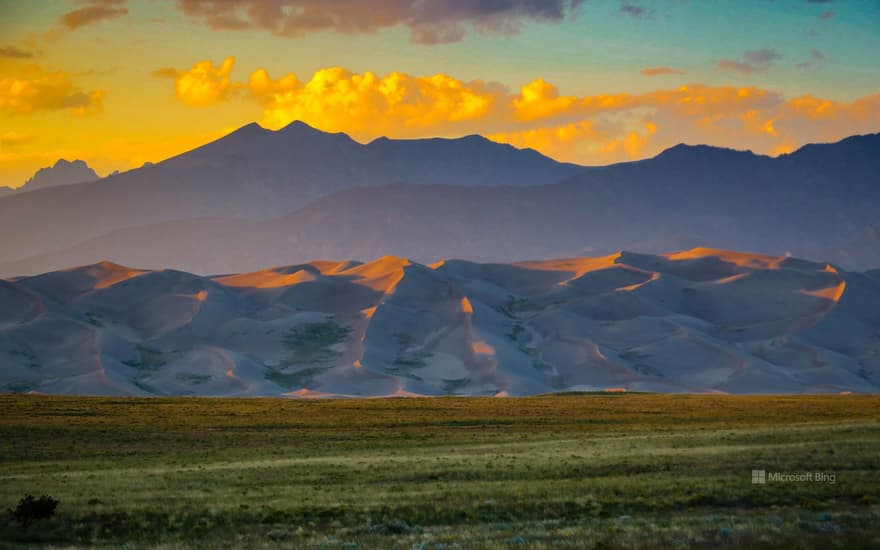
[752,470,766,484]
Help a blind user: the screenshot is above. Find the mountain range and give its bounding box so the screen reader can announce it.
[2,248,877,396]
[1,122,878,277]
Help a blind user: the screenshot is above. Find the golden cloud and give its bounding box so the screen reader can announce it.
[513,78,578,122]
[161,59,880,165]
[249,67,501,139]
[172,57,238,107]
[0,65,105,115]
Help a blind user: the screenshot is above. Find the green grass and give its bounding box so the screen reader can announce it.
[0,393,878,548]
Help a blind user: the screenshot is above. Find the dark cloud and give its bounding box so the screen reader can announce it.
[0,45,33,58]
[59,0,128,30]
[716,49,782,74]
[641,66,685,76]
[151,67,180,79]
[796,49,826,70]
[619,2,648,18]
[174,0,583,44]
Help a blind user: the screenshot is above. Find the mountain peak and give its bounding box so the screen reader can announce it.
[655,143,761,162]
[280,119,316,132]
[237,121,268,133]
[19,158,99,193]
[52,159,88,170]
[278,119,338,136]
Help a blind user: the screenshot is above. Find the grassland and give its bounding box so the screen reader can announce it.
[0,393,878,548]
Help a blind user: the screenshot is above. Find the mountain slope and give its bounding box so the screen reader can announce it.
[2,132,878,278]
[7,131,880,277]
[1,249,877,396]
[0,121,583,269]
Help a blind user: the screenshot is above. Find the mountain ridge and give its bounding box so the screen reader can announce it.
[0,120,585,273]
[0,126,878,277]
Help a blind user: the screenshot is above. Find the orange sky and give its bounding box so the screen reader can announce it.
[2,1,879,186]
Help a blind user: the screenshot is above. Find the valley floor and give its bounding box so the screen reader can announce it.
[0,393,879,548]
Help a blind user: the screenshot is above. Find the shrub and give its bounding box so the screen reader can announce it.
[11,495,59,527]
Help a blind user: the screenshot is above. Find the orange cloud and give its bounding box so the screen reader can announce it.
[0,65,105,115]
[160,59,880,165]
[488,121,606,160]
[250,67,501,139]
[641,66,685,76]
[172,56,238,106]
[513,78,578,122]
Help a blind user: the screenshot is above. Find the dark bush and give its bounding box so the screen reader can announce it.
[11,495,59,527]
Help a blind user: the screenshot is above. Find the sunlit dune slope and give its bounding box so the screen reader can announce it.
[1,248,878,396]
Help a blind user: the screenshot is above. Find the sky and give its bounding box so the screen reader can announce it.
[1,0,879,187]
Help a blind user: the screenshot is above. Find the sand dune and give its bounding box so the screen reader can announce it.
[1,248,878,396]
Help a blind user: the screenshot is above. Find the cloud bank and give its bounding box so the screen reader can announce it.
[157,58,880,165]
[174,0,583,44]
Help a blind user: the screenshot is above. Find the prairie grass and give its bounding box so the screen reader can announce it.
[0,393,878,548]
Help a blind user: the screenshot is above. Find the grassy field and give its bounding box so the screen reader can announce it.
[0,393,879,548]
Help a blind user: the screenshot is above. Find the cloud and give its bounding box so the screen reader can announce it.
[151,67,181,79]
[249,66,503,138]
[494,86,880,164]
[0,45,34,59]
[0,65,105,115]
[171,57,238,106]
[641,67,685,76]
[174,0,583,44]
[160,58,880,165]
[59,0,128,30]
[716,49,782,74]
[512,78,579,122]
[796,49,826,70]
[0,132,34,147]
[619,2,649,18]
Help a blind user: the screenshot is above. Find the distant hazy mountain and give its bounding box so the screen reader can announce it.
[2,132,878,277]
[1,249,877,396]
[19,159,98,192]
[0,121,583,271]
